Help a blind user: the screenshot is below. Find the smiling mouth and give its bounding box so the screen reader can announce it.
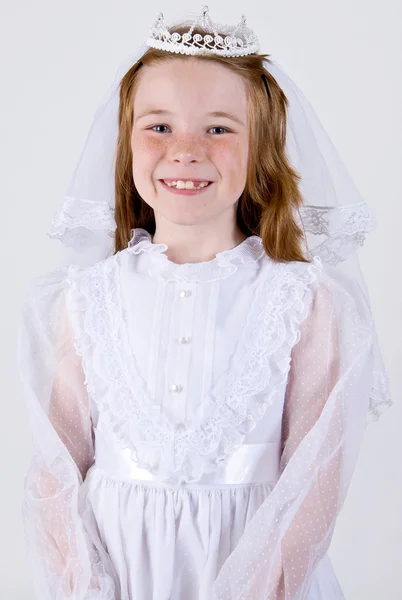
[160,179,212,190]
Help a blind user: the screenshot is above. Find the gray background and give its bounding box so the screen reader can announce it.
[1,0,400,598]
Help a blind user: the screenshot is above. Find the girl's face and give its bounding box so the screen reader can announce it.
[131,58,249,228]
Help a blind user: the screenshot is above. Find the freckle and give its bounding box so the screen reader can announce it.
[133,135,168,153]
[148,137,170,151]
[213,139,230,150]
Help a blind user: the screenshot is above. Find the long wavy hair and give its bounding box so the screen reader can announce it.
[114,24,309,263]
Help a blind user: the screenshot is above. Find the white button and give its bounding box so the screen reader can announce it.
[179,289,191,298]
[179,336,190,344]
[170,383,182,393]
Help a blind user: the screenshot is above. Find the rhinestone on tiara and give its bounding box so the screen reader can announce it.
[146,5,259,57]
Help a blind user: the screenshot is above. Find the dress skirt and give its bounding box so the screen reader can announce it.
[80,464,345,600]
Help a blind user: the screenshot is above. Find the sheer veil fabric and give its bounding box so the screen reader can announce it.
[19,27,392,600]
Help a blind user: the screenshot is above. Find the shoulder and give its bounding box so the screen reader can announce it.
[66,252,120,287]
[22,266,71,316]
[289,255,370,336]
[264,255,343,335]
[274,255,349,304]
[20,267,73,342]
[265,254,325,303]
[264,253,324,281]
[22,252,121,315]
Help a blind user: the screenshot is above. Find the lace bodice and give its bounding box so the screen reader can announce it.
[65,229,321,483]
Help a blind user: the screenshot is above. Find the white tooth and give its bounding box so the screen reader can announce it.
[168,179,209,189]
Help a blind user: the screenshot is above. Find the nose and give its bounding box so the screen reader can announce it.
[168,134,204,164]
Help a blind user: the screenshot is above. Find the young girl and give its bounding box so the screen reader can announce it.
[19,6,392,600]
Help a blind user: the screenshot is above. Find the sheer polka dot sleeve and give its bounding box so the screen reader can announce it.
[18,269,117,600]
[213,267,375,600]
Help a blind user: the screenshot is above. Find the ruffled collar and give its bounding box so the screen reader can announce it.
[127,227,266,283]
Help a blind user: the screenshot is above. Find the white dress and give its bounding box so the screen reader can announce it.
[19,228,377,600]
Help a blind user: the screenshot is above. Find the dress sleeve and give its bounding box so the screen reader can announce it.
[212,266,375,600]
[18,269,117,600]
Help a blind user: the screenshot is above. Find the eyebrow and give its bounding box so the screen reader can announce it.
[135,108,245,127]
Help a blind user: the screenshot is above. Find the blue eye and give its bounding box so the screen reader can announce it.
[150,125,170,133]
[209,126,229,135]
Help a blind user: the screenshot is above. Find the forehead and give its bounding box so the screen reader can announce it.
[133,58,248,117]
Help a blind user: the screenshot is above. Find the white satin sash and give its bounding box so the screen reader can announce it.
[94,428,282,486]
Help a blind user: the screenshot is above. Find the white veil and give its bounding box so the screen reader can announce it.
[47,42,391,424]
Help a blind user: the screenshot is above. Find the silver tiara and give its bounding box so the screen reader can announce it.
[146,5,259,57]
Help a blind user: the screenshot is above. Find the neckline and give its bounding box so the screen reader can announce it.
[127,227,266,283]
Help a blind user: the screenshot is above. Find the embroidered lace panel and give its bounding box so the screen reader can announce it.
[67,254,324,483]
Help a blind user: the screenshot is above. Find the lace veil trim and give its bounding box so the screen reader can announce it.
[48,196,377,269]
[297,201,377,266]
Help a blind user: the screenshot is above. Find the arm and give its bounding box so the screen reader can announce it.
[268,281,342,599]
[19,271,117,599]
[213,270,374,600]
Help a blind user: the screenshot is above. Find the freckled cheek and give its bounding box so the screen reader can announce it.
[131,133,168,172]
[209,139,248,189]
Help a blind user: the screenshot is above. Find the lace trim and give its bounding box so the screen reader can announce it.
[306,231,369,267]
[48,197,115,240]
[47,198,377,268]
[298,201,378,266]
[127,227,267,283]
[298,201,377,236]
[367,370,393,424]
[67,254,324,483]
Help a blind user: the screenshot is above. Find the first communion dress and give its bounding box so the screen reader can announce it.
[19,228,377,600]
